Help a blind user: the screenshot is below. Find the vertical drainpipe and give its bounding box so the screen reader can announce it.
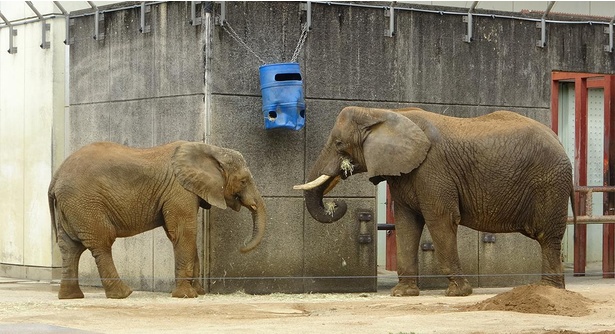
[203,2,212,145]
[202,1,213,292]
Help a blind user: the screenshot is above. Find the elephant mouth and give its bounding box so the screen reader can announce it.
[339,158,354,179]
[198,198,212,210]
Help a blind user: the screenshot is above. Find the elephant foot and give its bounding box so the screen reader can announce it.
[172,282,198,298]
[104,282,133,299]
[391,280,420,297]
[445,277,472,297]
[58,283,85,299]
[539,275,565,289]
[192,279,206,295]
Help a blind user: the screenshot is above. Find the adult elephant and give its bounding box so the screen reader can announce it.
[295,106,574,297]
[49,141,266,299]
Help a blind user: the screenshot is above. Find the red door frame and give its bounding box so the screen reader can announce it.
[385,186,397,271]
[551,71,615,278]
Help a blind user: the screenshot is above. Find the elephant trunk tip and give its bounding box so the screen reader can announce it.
[239,203,266,253]
[308,198,348,223]
[239,240,261,253]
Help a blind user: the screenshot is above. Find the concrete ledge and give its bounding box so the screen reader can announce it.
[0,263,62,282]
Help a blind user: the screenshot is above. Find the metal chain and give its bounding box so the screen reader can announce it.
[222,22,266,64]
[291,23,309,63]
[222,21,309,64]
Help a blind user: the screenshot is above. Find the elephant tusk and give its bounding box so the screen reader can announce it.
[323,175,341,195]
[293,174,331,190]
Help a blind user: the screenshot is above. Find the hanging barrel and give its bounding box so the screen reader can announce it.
[259,62,306,130]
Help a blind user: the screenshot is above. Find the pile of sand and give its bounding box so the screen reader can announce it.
[464,284,593,317]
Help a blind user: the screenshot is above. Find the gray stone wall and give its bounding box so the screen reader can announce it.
[68,2,206,293]
[67,1,615,293]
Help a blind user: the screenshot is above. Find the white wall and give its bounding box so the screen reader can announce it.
[0,2,65,279]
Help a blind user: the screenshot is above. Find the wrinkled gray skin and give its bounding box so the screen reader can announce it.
[300,106,574,297]
[49,141,266,299]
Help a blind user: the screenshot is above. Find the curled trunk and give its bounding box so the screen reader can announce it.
[239,198,267,253]
[303,176,347,223]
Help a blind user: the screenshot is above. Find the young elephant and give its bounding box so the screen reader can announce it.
[295,106,574,297]
[48,141,266,299]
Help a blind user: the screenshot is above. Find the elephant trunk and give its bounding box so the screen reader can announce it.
[303,175,347,223]
[239,197,266,253]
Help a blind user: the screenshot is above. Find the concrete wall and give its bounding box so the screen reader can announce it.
[4,1,614,293]
[0,2,65,280]
[67,2,205,293]
[206,1,615,291]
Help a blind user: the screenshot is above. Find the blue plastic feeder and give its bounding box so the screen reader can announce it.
[259,62,306,130]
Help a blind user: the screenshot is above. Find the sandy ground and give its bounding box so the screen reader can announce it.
[1,274,615,334]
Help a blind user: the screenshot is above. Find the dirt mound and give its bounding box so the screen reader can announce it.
[464,284,593,317]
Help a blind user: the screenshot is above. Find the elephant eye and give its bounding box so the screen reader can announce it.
[234,193,241,201]
[335,140,346,153]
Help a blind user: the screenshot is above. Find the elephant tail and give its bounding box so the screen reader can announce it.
[570,186,577,225]
[48,177,58,243]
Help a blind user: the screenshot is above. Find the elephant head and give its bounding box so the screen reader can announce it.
[294,106,431,223]
[172,142,266,252]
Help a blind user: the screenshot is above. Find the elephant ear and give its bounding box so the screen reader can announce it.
[171,142,227,210]
[359,109,431,179]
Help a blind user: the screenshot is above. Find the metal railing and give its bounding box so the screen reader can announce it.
[377,186,615,230]
[569,186,615,224]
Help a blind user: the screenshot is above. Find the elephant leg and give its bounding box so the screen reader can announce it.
[57,227,86,299]
[538,235,565,288]
[191,247,206,295]
[426,213,472,297]
[88,244,133,299]
[170,240,198,298]
[83,227,132,299]
[163,216,199,298]
[391,204,424,297]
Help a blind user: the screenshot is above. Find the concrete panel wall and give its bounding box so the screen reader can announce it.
[59,1,615,294]
[0,3,65,280]
[67,2,205,293]
[208,1,613,291]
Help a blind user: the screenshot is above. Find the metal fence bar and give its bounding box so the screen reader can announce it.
[568,186,615,224]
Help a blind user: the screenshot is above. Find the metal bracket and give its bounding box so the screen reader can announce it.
[94,11,105,40]
[214,1,225,26]
[191,1,203,26]
[66,19,75,45]
[0,11,17,54]
[536,1,555,48]
[140,2,151,33]
[384,3,395,37]
[300,2,311,30]
[41,22,51,49]
[421,241,435,251]
[482,233,496,243]
[8,28,17,54]
[53,1,73,45]
[357,211,373,245]
[88,1,105,41]
[463,1,478,43]
[604,17,615,52]
[26,1,50,49]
